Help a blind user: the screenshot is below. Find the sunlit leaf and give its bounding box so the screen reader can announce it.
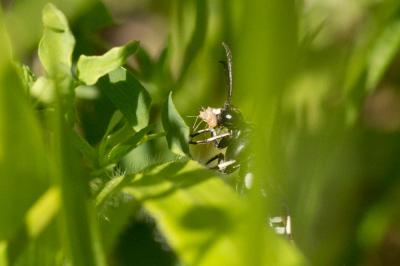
[162,92,190,156]
[38,3,75,78]
[77,41,139,85]
[98,67,151,131]
[123,160,304,266]
[30,76,55,103]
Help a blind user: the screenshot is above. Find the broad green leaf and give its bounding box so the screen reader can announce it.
[38,3,75,78]
[366,18,400,91]
[162,92,190,156]
[77,41,139,85]
[98,67,151,131]
[0,68,49,240]
[123,160,304,266]
[0,15,48,239]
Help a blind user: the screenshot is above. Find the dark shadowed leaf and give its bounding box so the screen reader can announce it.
[162,92,190,156]
[135,46,154,81]
[77,41,139,85]
[98,67,151,131]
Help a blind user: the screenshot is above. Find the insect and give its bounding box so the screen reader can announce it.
[189,42,293,241]
[189,42,252,193]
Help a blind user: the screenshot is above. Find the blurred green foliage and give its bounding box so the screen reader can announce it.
[1,0,400,265]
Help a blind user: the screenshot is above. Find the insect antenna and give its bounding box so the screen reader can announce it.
[220,42,233,109]
[192,115,199,130]
[193,119,205,132]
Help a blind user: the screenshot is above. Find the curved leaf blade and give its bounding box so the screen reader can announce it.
[0,11,49,241]
[162,92,190,156]
[77,41,139,85]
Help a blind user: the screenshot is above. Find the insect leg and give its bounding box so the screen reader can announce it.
[189,132,230,144]
[205,153,225,166]
[190,128,216,138]
[213,159,236,172]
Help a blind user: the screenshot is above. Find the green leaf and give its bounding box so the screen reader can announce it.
[38,3,75,78]
[162,92,190,156]
[77,41,139,85]
[98,67,151,131]
[0,67,49,239]
[366,18,400,91]
[0,32,48,239]
[103,110,124,138]
[100,124,165,167]
[123,160,304,266]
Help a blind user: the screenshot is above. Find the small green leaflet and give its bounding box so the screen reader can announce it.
[162,92,190,156]
[77,41,139,85]
[38,3,75,78]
